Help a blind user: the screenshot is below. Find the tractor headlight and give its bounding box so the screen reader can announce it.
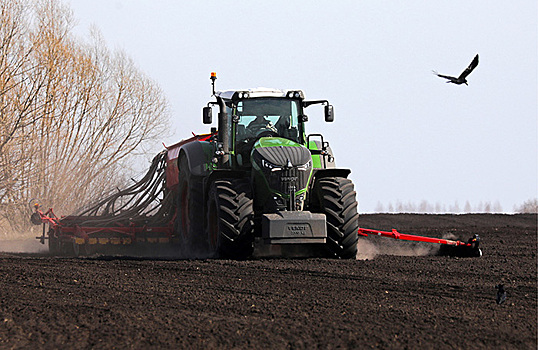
[297,159,312,171]
[261,159,282,172]
[295,194,305,210]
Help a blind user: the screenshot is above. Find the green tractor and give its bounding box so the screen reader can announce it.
[175,73,359,259]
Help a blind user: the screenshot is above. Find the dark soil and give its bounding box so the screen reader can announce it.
[0,214,536,349]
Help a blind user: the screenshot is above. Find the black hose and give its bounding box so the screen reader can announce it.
[68,151,174,227]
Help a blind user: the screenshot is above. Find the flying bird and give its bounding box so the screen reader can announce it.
[433,54,479,85]
[496,284,507,305]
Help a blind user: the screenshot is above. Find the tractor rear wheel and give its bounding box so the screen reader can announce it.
[177,155,205,256]
[207,179,254,259]
[313,177,359,259]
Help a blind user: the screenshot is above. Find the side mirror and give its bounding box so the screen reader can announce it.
[324,105,334,122]
[203,106,212,124]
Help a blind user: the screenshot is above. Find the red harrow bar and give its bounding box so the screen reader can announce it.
[358,228,482,257]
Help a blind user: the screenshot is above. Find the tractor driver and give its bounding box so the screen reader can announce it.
[246,115,278,136]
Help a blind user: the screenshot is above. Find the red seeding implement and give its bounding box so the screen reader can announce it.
[32,133,211,257]
[31,73,482,258]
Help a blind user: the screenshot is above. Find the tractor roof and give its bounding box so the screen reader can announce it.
[215,88,305,100]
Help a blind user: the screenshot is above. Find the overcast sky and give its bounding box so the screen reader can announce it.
[67,0,537,213]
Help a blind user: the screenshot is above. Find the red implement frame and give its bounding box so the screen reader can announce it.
[358,227,482,257]
[358,228,471,247]
[34,207,174,246]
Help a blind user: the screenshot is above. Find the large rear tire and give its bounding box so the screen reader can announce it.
[312,177,359,259]
[207,179,254,259]
[177,155,205,257]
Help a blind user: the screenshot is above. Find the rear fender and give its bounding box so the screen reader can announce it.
[178,141,214,177]
[205,170,249,198]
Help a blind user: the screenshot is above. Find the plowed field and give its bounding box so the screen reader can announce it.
[1,214,536,349]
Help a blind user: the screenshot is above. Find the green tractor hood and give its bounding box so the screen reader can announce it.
[251,137,313,211]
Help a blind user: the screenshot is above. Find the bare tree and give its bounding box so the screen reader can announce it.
[492,201,503,213]
[374,201,384,213]
[449,201,460,213]
[418,200,431,213]
[0,0,169,237]
[514,199,538,214]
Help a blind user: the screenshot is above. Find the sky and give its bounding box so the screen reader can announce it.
[67,0,537,213]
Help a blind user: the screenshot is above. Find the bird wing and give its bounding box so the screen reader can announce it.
[458,54,479,79]
[432,70,455,80]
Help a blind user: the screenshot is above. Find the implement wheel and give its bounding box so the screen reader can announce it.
[312,177,359,259]
[207,179,254,259]
[60,239,79,256]
[48,234,60,255]
[71,241,89,257]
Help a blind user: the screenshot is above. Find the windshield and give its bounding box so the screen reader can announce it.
[234,98,301,143]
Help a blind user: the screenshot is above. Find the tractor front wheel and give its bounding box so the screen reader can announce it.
[207,179,254,259]
[313,177,359,259]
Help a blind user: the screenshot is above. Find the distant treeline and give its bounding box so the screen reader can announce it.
[372,198,537,214]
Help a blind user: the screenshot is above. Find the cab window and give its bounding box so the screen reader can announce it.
[235,98,300,143]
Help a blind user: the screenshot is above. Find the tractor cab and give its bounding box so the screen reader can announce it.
[231,92,303,144]
[203,74,334,170]
[214,89,306,168]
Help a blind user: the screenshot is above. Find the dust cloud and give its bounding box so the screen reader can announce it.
[356,237,440,260]
[442,232,458,240]
[0,239,48,254]
[356,239,380,260]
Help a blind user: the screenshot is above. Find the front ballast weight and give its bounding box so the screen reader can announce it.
[262,211,327,244]
[358,228,482,257]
